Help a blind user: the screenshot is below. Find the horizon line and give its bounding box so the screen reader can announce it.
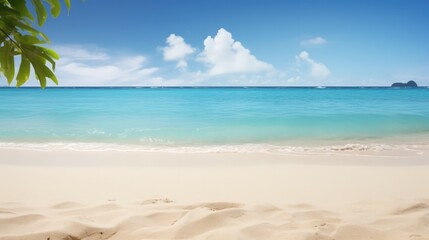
[0,86,428,89]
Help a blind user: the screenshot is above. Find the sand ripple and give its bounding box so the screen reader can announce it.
[1,199,429,240]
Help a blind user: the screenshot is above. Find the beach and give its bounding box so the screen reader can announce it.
[2,0,429,238]
[1,147,429,239]
[1,87,428,239]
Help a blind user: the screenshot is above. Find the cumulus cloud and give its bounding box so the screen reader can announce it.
[296,51,330,79]
[162,34,195,69]
[46,46,160,86]
[197,28,273,75]
[300,37,327,46]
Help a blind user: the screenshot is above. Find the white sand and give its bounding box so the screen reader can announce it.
[1,148,429,239]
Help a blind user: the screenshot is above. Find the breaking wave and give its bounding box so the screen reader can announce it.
[0,142,427,155]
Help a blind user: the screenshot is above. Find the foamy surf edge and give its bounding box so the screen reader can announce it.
[0,141,427,155]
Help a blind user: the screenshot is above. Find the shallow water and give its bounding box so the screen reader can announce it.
[1,87,428,148]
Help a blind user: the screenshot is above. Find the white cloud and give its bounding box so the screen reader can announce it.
[162,34,195,69]
[296,51,330,79]
[286,76,301,83]
[44,46,160,86]
[176,60,188,69]
[300,37,327,46]
[197,28,273,75]
[55,45,109,61]
[7,34,334,87]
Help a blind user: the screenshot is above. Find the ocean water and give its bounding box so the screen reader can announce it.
[0,87,428,151]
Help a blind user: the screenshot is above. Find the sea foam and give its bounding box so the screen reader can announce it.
[0,141,426,155]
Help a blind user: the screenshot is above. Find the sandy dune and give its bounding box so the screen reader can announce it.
[1,199,429,240]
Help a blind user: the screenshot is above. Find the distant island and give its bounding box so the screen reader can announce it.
[391,80,418,88]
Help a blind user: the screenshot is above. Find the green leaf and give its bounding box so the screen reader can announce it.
[32,58,58,85]
[33,64,57,87]
[14,19,51,43]
[15,34,46,45]
[0,20,21,41]
[41,47,59,60]
[9,16,52,45]
[46,0,61,18]
[0,31,7,44]
[40,64,58,84]
[27,51,58,87]
[7,47,15,85]
[8,0,34,21]
[16,56,30,87]
[0,47,6,74]
[39,32,50,43]
[21,44,56,70]
[1,0,71,87]
[0,41,15,84]
[64,0,71,13]
[31,0,47,26]
[34,70,47,88]
[0,4,21,16]
[13,19,43,36]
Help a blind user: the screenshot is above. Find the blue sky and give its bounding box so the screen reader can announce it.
[21,0,429,86]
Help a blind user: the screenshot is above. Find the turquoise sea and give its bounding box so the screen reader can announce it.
[0,87,428,151]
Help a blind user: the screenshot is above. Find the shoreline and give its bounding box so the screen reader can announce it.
[1,135,428,156]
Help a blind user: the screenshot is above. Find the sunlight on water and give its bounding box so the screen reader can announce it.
[0,87,428,146]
